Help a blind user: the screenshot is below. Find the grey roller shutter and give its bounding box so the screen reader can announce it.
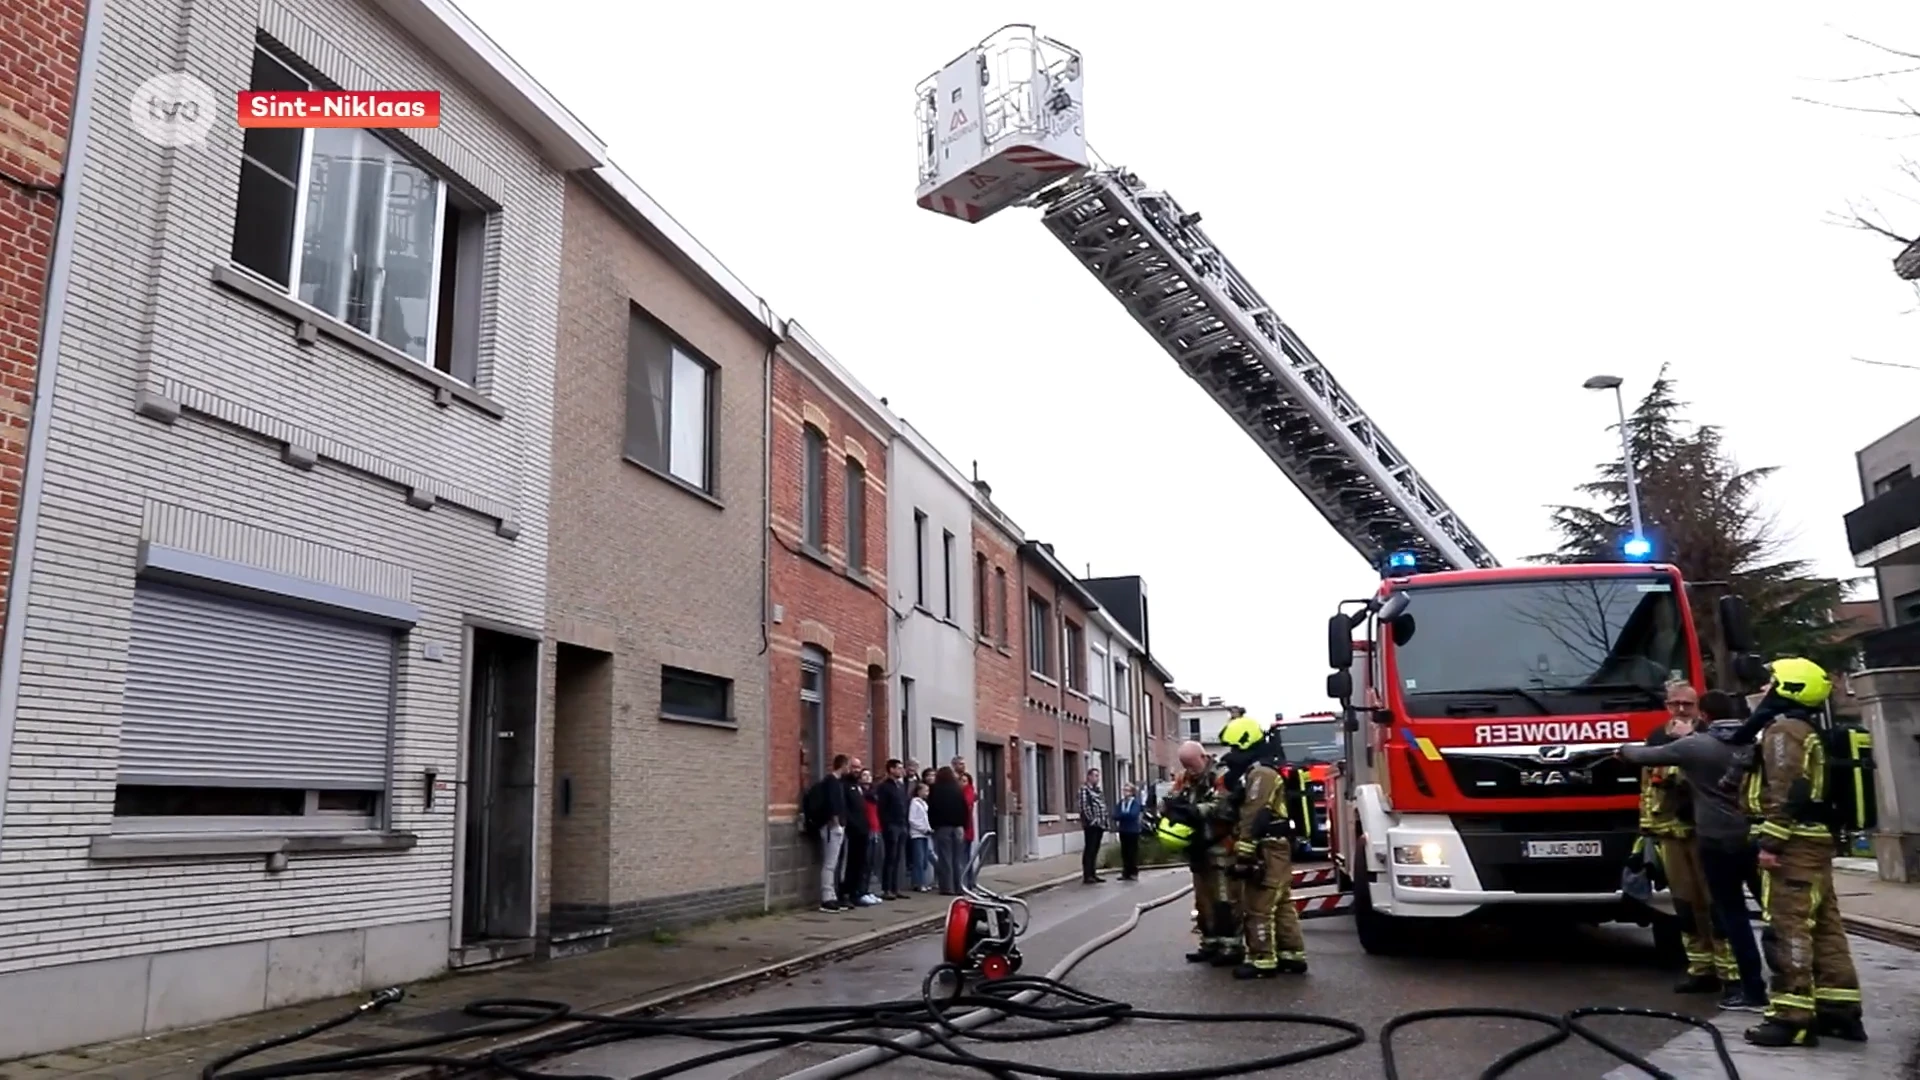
[118,582,396,790]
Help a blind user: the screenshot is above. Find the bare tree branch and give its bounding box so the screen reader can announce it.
[1839,32,1920,62]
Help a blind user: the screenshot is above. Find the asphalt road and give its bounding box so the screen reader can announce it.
[529,867,1912,1080]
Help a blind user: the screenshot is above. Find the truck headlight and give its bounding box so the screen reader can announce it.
[1393,842,1445,866]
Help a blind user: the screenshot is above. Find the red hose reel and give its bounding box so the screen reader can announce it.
[941,895,1023,981]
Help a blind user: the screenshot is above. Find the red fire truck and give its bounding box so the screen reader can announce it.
[1270,712,1341,860]
[1323,561,1759,955]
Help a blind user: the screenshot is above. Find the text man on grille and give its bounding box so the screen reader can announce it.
[1219,715,1306,978]
[1740,658,1867,1048]
[1162,740,1241,964]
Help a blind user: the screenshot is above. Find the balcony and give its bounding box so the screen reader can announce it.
[1845,481,1920,567]
[1860,621,1920,669]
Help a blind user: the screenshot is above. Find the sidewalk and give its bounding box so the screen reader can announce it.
[0,853,1089,1080]
[1833,857,1920,951]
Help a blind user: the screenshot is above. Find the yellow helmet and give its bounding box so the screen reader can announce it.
[1767,657,1831,708]
[1219,716,1266,751]
[1155,817,1195,852]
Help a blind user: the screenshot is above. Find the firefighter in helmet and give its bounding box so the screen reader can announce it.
[1637,680,1737,993]
[1740,657,1866,1048]
[1219,715,1307,977]
[1163,739,1240,964]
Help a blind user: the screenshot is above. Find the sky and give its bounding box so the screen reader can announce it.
[451,1,1920,716]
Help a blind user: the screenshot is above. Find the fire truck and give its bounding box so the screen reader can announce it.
[911,27,1763,954]
[1270,713,1341,860]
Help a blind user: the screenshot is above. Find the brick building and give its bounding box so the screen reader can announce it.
[969,477,1023,861]
[1142,653,1183,777]
[0,0,85,646]
[0,0,604,1059]
[544,166,776,953]
[765,323,892,906]
[1017,539,1099,860]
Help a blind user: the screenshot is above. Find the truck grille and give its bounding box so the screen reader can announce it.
[1443,750,1638,800]
[1454,812,1636,895]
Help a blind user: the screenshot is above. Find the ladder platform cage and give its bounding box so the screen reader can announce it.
[915,25,1088,225]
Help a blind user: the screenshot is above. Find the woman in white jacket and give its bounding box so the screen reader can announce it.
[908,782,934,892]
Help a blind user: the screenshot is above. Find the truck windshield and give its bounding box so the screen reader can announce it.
[1275,721,1341,764]
[1389,574,1688,715]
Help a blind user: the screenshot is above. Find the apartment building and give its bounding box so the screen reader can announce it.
[1178,691,1237,755]
[1142,658,1184,777]
[0,0,87,640]
[1017,539,1097,859]
[543,167,776,953]
[968,475,1024,861]
[890,420,986,828]
[1084,574,1177,779]
[0,0,604,1057]
[1083,612,1121,805]
[765,324,892,905]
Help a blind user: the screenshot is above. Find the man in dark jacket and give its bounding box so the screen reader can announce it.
[876,759,911,899]
[928,767,970,895]
[806,755,851,912]
[838,759,873,907]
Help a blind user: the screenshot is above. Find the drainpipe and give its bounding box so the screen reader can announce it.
[759,316,776,910]
[0,0,109,844]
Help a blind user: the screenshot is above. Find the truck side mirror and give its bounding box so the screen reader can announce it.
[1326,669,1352,702]
[1718,595,1756,654]
[1377,593,1410,622]
[1328,613,1353,670]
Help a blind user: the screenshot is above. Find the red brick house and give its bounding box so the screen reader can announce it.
[0,0,88,641]
[969,476,1023,860]
[765,323,893,905]
[1017,538,1099,859]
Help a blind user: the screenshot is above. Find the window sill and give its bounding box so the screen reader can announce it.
[1031,672,1058,687]
[660,710,738,730]
[1066,688,1089,702]
[997,645,1013,658]
[1039,814,1061,824]
[211,263,506,420]
[622,455,724,509]
[845,568,871,589]
[799,544,833,570]
[90,830,418,861]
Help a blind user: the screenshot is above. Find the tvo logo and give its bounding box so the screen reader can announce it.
[128,72,219,147]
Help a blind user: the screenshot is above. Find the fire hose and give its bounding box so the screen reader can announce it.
[201,882,1745,1080]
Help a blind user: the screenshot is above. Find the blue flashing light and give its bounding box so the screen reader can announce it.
[1622,535,1653,560]
[1386,550,1418,572]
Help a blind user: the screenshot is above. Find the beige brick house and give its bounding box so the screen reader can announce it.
[544,167,777,949]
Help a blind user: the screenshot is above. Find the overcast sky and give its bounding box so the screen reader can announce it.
[453,1,1920,715]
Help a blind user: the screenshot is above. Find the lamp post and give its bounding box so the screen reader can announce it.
[1582,374,1648,559]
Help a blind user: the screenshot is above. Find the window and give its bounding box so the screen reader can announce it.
[942,530,956,618]
[801,649,827,775]
[1187,714,1201,740]
[1389,574,1689,719]
[1063,751,1081,809]
[112,584,394,833]
[1063,620,1085,692]
[867,674,885,765]
[1089,645,1107,701]
[1027,593,1054,677]
[974,552,990,637]
[1113,662,1130,714]
[844,458,866,569]
[800,425,827,549]
[1873,465,1913,497]
[1895,589,1920,626]
[662,666,733,726]
[625,308,716,491]
[994,567,1009,645]
[932,719,962,767]
[231,45,486,381]
[1036,746,1055,814]
[899,676,914,766]
[913,510,929,608]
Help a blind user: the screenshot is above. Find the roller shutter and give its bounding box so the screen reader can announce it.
[118,582,397,790]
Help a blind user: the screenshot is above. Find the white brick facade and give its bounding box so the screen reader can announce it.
[0,0,592,1057]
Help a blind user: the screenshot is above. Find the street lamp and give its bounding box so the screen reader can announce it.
[1583,374,1649,560]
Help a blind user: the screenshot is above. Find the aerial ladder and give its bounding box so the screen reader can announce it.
[913,26,1498,576]
[912,27,1766,951]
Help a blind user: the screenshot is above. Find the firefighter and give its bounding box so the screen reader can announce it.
[1166,740,1240,964]
[1219,716,1307,978]
[1741,657,1867,1048]
[1638,681,1737,993]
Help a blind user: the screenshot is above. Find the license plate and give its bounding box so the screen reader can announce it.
[1522,839,1603,859]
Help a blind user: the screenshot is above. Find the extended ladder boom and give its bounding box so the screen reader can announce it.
[1035,170,1498,574]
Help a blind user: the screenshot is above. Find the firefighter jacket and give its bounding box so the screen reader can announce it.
[1638,762,1693,838]
[1170,766,1234,846]
[1233,763,1295,849]
[1741,710,1832,853]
